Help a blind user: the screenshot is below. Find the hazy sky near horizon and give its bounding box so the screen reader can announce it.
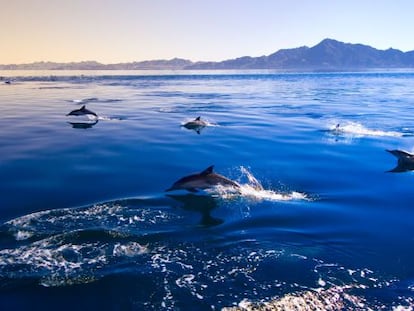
[1,0,414,64]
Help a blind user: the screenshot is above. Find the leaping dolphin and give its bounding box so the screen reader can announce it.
[183,116,207,134]
[386,149,414,172]
[166,165,240,193]
[66,105,98,117]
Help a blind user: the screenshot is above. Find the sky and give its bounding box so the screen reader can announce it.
[1,0,414,64]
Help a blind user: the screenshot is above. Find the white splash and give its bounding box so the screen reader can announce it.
[328,121,403,137]
[208,166,308,202]
[393,305,414,311]
[97,116,122,121]
[82,114,122,121]
[113,242,148,257]
[223,284,369,311]
[71,97,98,104]
[238,185,308,202]
[15,230,34,240]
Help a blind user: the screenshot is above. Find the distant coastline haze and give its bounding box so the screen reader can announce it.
[1,39,414,70]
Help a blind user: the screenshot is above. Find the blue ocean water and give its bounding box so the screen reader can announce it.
[0,70,414,310]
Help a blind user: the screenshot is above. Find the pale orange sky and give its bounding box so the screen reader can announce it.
[1,0,413,64]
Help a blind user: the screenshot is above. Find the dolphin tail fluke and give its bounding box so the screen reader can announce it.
[386,149,414,173]
[386,149,413,159]
[387,165,408,173]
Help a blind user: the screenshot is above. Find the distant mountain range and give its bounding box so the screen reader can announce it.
[2,39,414,70]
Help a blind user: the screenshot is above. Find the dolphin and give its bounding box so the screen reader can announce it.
[331,123,344,134]
[166,165,240,193]
[66,105,98,117]
[183,116,207,134]
[386,149,414,172]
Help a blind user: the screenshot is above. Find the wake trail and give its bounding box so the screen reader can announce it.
[208,166,309,202]
[327,121,404,137]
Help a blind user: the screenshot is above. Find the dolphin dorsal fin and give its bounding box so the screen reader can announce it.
[195,116,201,121]
[80,105,86,110]
[200,165,214,175]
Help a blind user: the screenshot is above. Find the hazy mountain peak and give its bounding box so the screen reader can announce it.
[1,39,413,71]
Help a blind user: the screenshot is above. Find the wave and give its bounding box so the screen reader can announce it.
[1,201,180,242]
[223,284,414,311]
[224,285,368,310]
[0,229,150,287]
[68,97,123,104]
[0,200,182,287]
[222,259,414,311]
[0,201,412,309]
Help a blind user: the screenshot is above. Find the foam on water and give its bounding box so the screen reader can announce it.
[0,200,175,287]
[223,261,414,311]
[239,185,308,202]
[2,201,182,241]
[0,205,412,309]
[69,97,122,104]
[70,97,99,104]
[224,285,368,311]
[147,243,414,310]
[97,115,123,121]
[83,114,123,122]
[327,121,404,137]
[208,166,309,202]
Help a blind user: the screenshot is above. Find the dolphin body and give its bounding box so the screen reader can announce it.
[166,165,240,193]
[183,116,207,134]
[386,149,414,172]
[66,105,98,117]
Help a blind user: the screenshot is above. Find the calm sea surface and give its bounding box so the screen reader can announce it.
[0,70,414,310]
